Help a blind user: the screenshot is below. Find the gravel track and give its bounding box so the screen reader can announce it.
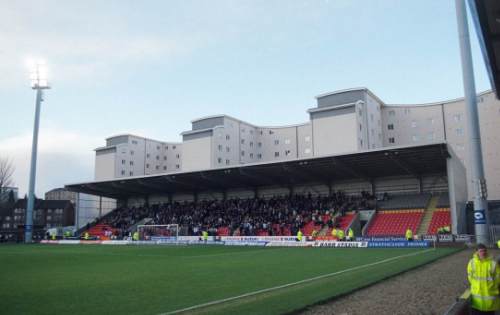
[300,249,492,315]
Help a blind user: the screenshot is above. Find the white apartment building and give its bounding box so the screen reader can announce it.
[94,134,182,180]
[94,88,500,200]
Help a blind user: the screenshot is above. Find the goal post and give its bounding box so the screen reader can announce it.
[136,224,179,242]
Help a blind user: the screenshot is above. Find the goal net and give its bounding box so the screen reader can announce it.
[137,224,179,242]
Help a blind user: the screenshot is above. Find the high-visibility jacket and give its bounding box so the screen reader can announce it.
[132,232,139,241]
[84,232,89,240]
[497,240,500,249]
[202,231,208,241]
[331,228,337,237]
[297,230,303,241]
[467,253,500,311]
[405,229,413,240]
[348,228,354,238]
[337,229,344,240]
[311,230,318,238]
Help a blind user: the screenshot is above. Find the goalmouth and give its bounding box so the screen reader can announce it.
[137,224,179,242]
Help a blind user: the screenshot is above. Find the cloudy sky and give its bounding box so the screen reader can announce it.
[0,0,491,197]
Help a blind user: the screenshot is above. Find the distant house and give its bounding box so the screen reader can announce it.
[0,198,74,241]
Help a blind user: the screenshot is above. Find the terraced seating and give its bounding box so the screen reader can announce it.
[366,209,424,236]
[86,224,115,240]
[325,212,356,236]
[427,208,451,234]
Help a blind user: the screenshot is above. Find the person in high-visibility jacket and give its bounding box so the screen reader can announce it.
[202,230,208,242]
[331,228,338,239]
[132,231,139,241]
[497,239,500,249]
[337,229,344,241]
[467,243,500,312]
[83,232,90,240]
[311,229,318,240]
[405,228,413,241]
[347,228,354,241]
[297,230,303,242]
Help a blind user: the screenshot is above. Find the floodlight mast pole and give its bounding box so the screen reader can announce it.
[455,0,490,245]
[25,63,49,243]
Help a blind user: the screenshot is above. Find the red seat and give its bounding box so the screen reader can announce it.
[427,208,451,234]
[366,210,424,236]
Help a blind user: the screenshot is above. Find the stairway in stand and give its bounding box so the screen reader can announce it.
[416,195,439,235]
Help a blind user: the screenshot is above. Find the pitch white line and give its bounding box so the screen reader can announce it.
[160,248,435,315]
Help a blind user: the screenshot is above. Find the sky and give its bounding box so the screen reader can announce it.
[0,0,491,197]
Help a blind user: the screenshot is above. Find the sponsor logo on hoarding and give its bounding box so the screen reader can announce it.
[474,210,486,224]
[313,241,368,248]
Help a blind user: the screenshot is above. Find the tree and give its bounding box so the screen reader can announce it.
[0,157,14,189]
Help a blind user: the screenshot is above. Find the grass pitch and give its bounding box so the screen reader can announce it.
[0,244,460,315]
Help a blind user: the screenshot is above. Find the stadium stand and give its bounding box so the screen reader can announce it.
[366,209,424,236]
[85,192,374,238]
[427,208,451,235]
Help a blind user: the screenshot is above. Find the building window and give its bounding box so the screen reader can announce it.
[260,130,263,135]
[411,120,417,128]
[269,130,274,135]
[257,142,262,148]
[146,164,150,168]
[156,145,160,150]
[241,128,245,133]
[250,153,254,158]
[241,139,245,145]
[257,154,262,159]
[130,161,134,166]
[172,145,176,150]
[121,170,125,175]
[456,128,464,136]
[130,171,134,176]
[404,108,411,115]
[370,114,374,121]
[358,109,362,116]
[156,155,159,160]
[304,148,311,154]
[166,145,169,150]
[218,157,222,164]
[131,140,138,145]
[453,114,462,122]
[359,124,362,131]
[388,110,395,116]
[146,153,150,158]
[389,137,395,144]
[226,135,230,140]
[218,145,222,151]
[226,159,230,165]
[176,154,180,158]
[249,142,254,147]
[305,136,311,142]
[122,159,125,164]
[163,166,167,170]
[164,156,167,160]
[274,152,279,157]
[388,124,394,130]
[360,139,363,146]
[285,150,291,156]
[285,139,291,145]
[130,150,134,155]
[226,147,230,152]
[241,150,245,156]
[274,139,279,145]
[155,165,159,170]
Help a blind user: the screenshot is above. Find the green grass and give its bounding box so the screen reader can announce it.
[0,244,460,315]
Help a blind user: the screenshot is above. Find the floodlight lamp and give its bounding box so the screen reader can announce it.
[27,59,50,89]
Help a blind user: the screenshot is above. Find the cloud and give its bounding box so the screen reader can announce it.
[0,127,102,196]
